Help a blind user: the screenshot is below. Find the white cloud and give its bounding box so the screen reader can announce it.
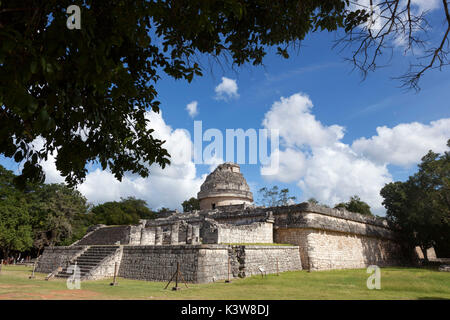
[262,93,344,148]
[352,119,450,167]
[261,92,448,214]
[186,101,198,118]
[35,110,205,210]
[215,77,239,100]
[412,0,440,12]
[297,144,392,212]
[261,148,306,183]
[25,137,64,184]
[203,154,224,172]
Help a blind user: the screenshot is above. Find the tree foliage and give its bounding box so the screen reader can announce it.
[258,186,296,207]
[89,197,156,226]
[1,1,447,187]
[380,141,450,259]
[182,197,200,212]
[0,166,33,257]
[334,195,373,216]
[27,183,89,250]
[0,0,351,187]
[307,197,330,207]
[0,165,156,257]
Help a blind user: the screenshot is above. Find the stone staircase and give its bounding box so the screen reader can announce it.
[55,246,119,280]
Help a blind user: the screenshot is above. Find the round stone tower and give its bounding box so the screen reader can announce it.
[197,162,253,210]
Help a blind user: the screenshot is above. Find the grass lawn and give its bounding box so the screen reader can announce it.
[0,265,449,300]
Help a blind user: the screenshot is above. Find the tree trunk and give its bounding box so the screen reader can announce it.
[4,248,9,262]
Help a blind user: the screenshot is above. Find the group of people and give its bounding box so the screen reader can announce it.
[1,256,32,264]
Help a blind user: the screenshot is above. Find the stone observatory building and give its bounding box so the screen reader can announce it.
[36,163,411,284]
[197,162,254,210]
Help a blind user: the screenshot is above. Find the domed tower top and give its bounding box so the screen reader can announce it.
[197,163,253,210]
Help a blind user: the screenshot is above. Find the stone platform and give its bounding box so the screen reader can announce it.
[36,244,301,283]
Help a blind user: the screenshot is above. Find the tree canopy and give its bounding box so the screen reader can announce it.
[380,141,450,259]
[258,186,297,207]
[334,195,373,216]
[89,197,156,226]
[182,197,200,212]
[0,165,157,258]
[0,0,358,187]
[27,183,89,249]
[1,1,448,186]
[0,166,33,257]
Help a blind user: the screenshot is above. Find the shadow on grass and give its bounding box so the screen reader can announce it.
[417,297,450,300]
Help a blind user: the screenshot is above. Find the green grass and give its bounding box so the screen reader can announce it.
[0,265,449,300]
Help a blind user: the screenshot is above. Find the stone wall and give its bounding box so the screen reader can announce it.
[275,227,404,270]
[129,226,143,245]
[196,245,302,283]
[217,222,273,244]
[238,246,302,276]
[309,229,403,270]
[274,228,311,269]
[118,245,200,282]
[35,246,87,273]
[196,246,230,283]
[199,196,253,210]
[140,228,156,245]
[201,219,273,244]
[117,244,301,283]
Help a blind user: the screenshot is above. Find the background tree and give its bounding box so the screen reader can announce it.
[157,207,172,215]
[307,197,330,207]
[0,0,355,187]
[89,197,156,226]
[0,166,33,258]
[334,195,373,216]
[258,186,296,207]
[0,164,160,257]
[380,142,450,260]
[27,183,89,252]
[182,197,200,212]
[307,198,319,205]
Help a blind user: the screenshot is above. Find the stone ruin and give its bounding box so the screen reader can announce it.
[197,162,253,210]
[36,163,411,283]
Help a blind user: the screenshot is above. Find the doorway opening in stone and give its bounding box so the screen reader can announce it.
[212,203,216,209]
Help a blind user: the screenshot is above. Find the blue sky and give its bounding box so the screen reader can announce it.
[151,27,450,212]
[1,1,450,214]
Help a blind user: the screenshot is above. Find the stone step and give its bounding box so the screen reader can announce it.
[80,250,116,254]
[56,270,91,276]
[88,246,119,248]
[59,269,94,275]
[75,260,105,265]
[62,265,95,271]
[57,269,91,275]
[55,273,90,279]
[77,254,111,259]
[76,256,108,260]
[54,246,119,280]
[72,261,102,267]
[83,249,117,253]
[80,251,116,255]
